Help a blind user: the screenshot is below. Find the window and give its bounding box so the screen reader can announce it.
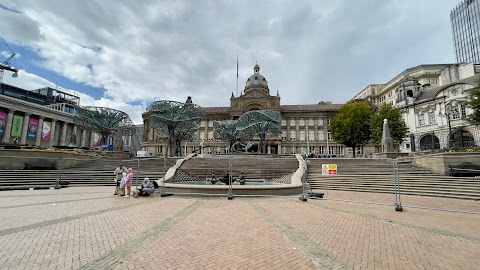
[461,105,466,118]
[300,147,306,155]
[327,132,332,141]
[299,131,305,141]
[317,119,323,126]
[337,146,344,156]
[290,119,296,127]
[200,121,205,127]
[328,119,331,126]
[451,108,461,120]
[224,146,230,154]
[282,146,287,155]
[291,146,296,155]
[329,146,336,155]
[299,119,305,127]
[208,121,213,127]
[308,118,314,126]
[290,131,296,141]
[200,131,205,140]
[281,119,286,126]
[282,131,287,141]
[429,79,438,85]
[308,131,314,141]
[428,112,436,125]
[418,113,425,126]
[192,132,197,141]
[318,131,324,141]
[208,131,214,141]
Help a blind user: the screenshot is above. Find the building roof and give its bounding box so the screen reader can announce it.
[280,104,342,112]
[415,74,480,102]
[203,107,230,113]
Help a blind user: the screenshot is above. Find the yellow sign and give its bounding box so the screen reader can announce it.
[322,164,337,175]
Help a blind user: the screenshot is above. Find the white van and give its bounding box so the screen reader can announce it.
[136,151,153,158]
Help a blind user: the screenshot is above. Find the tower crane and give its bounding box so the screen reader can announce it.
[0,35,19,83]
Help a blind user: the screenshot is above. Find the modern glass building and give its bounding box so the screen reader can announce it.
[451,0,480,63]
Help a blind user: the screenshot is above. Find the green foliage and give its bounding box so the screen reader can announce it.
[467,78,480,126]
[330,100,374,157]
[370,103,409,146]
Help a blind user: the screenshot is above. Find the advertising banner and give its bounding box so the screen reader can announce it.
[321,164,338,175]
[93,133,101,147]
[27,118,39,139]
[10,115,24,138]
[42,121,51,141]
[0,112,6,136]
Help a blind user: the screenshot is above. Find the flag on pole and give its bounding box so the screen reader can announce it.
[236,55,239,78]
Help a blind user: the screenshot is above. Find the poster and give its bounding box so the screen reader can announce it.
[27,118,38,139]
[10,115,24,138]
[93,132,101,147]
[322,164,338,175]
[0,112,6,136]
[42,121,51,141]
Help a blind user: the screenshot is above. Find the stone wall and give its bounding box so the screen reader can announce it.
[412,152,480,175]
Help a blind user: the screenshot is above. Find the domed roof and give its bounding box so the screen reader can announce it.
[245,63,268,89]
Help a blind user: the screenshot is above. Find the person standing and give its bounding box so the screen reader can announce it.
[114,164,127,195]
[124,168,133,198]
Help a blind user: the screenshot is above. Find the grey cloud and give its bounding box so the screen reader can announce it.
[0,0,459,112]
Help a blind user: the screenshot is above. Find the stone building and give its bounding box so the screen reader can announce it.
[352,63,480,153]
[0,83,95,148]
[141,64,349,157]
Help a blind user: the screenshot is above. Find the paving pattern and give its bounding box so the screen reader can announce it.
[0,187,479,270]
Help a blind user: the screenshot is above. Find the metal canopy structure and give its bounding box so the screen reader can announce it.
[146,100,205,156]
[214,110,282,153]
[74,106,136,146]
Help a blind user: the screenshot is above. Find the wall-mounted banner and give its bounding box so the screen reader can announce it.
[27,118,39,139]
[42,121,51,141]
[0,112,6,136]
[10,115,24,138]
[93,133,101,147]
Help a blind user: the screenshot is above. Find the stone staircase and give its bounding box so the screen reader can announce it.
[307,158,480,200]
[174,155,299,183]
[0,157,179,190]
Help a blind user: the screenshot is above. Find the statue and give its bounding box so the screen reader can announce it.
[382,119,395,152]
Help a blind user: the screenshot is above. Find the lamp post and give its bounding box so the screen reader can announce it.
[326,131,330,158]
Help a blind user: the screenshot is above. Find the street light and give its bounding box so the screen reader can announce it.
[439,107,460,148]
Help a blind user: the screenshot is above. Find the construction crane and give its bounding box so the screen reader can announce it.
[0,35,19,83]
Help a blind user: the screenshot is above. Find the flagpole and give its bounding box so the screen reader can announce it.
[236,55,239,97]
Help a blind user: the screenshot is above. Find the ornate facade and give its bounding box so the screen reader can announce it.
[141,64,347,157]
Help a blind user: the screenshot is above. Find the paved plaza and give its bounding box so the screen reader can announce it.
[0,187,479,270]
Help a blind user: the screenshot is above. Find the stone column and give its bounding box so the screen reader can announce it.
[35,116,45,146]
[49,120,57,147]
[2,109,15,143]
[20,113,31,145]
[80,129,87,147]
[90,131,95,147]
[60,121,68,146]
[71,126,78,146]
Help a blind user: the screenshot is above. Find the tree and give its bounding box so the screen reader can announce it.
[467,78,480,125]
[330,100,374,157]
[370,103,409,148]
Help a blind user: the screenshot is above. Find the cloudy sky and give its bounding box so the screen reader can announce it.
[0,0,460,124]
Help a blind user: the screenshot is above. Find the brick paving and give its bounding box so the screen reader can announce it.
[0,187,478,270]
